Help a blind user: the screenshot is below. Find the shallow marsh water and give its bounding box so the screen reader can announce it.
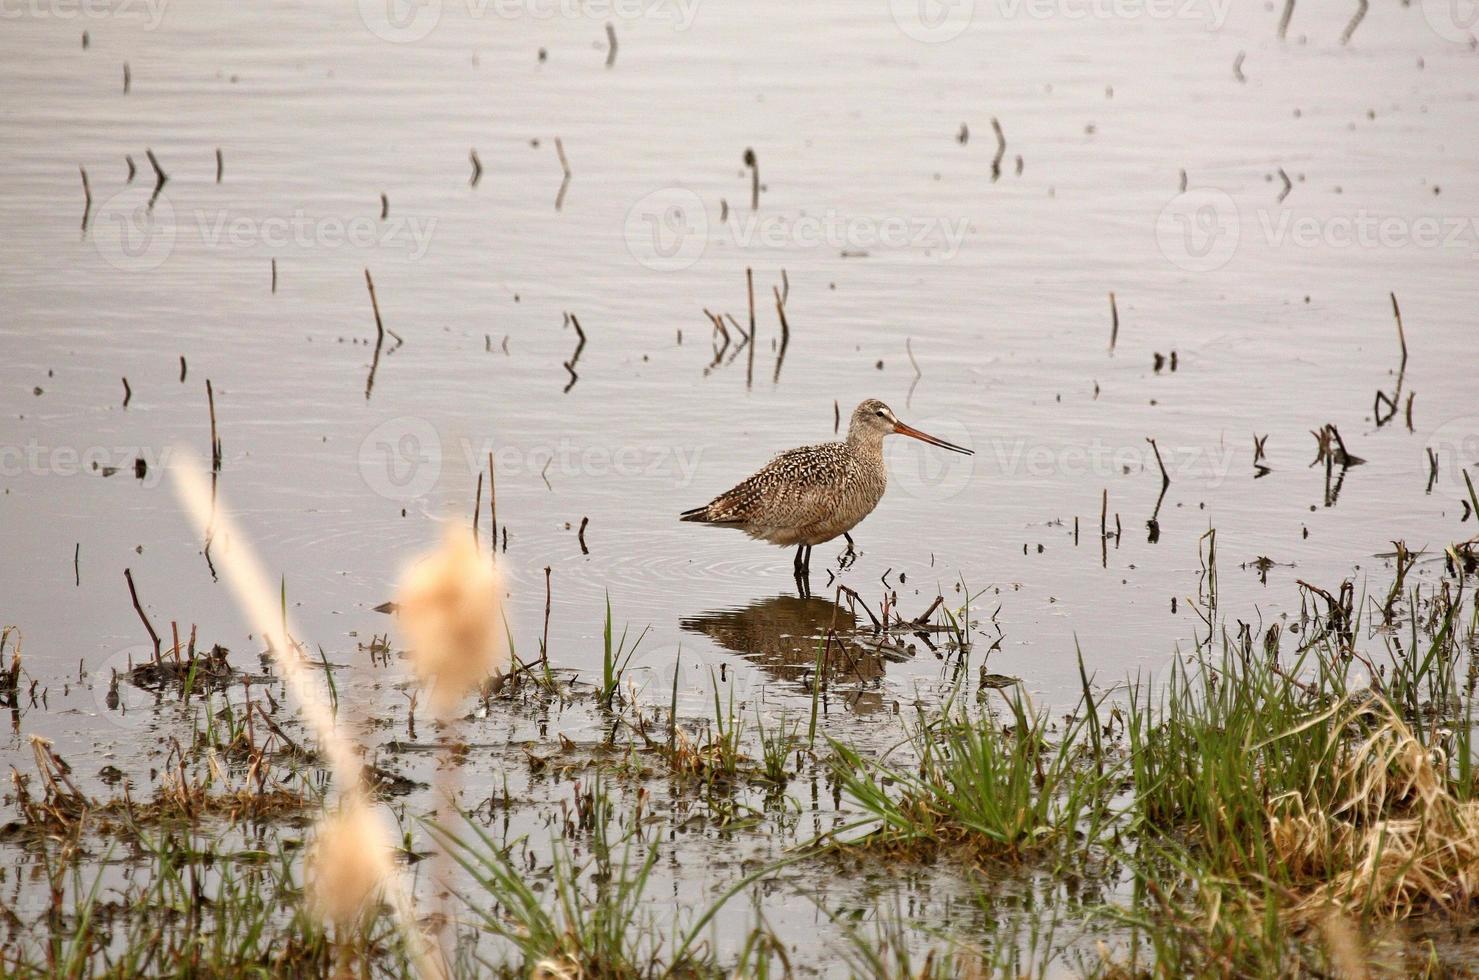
[2,0,1478,973]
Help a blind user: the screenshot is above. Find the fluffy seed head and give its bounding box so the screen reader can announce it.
[396,526,506,717]
[307,802,394,928]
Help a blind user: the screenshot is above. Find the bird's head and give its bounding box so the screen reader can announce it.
[849,399,972,454]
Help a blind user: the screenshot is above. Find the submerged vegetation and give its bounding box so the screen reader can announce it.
[4,526,1479,975]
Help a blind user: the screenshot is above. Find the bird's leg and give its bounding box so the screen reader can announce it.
[793,544,807,576]
[802,544,813,573]
[839,533,857,569]
[794,567,811,598]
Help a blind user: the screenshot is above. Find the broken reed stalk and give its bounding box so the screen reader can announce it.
[724,312,747,346]
[746,267,755,336]
[469,149,483,187]
[122,377,132,408]
[541,567,552,659]
[380,192,389,221]
[554,138,572,211]
[1278,0,1295,38]
[1390,292,1408,367]
[364,269,386,346]
[179,355,187,382]
[206,379,221,471]
[1326,424,1357,465]
[271,258,278,294]
[124,568,162,658]
[746,268,756,387]
[1147,437,1171,489]
[79,166,91,232]
[1108,292,1119,353]
[472,472,483,547]
[744,148,758,211]
[704,308,731,363]
[1341,0,1367,44]
[564,313,587,392]
[1100,489,1109,568]
[488,452,497,559]
[990,118,1006,181]
[145,149,167,187]
[773,285,790,384]
[578,516,589,554]
[169,456,445,978]
[215,148,223,183]
[604,22,617,67]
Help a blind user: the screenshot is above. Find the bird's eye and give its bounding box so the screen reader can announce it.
[875,410,887,417]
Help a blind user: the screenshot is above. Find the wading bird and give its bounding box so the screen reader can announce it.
[680,399,972,582]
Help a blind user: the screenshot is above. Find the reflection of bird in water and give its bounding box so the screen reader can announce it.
[680,594,894,712]
[680,399,972,585]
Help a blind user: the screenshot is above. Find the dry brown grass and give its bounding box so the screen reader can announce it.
[1270,698,1479,920]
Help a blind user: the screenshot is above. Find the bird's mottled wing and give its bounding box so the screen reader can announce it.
[703,442,853,526]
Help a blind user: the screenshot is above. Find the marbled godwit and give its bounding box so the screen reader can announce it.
[680,399,972,577]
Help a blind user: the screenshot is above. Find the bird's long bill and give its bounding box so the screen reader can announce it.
[894,421,973,455]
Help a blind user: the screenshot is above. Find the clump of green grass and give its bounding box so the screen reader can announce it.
[824,571,1479,972]
[1126,578,1479,913]
[1,828,358,978]
[829,683,1119,862]
[754,709,800,785]
[428,778,786,978]
[598,593,648,710]
[1103,578,1479,973]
